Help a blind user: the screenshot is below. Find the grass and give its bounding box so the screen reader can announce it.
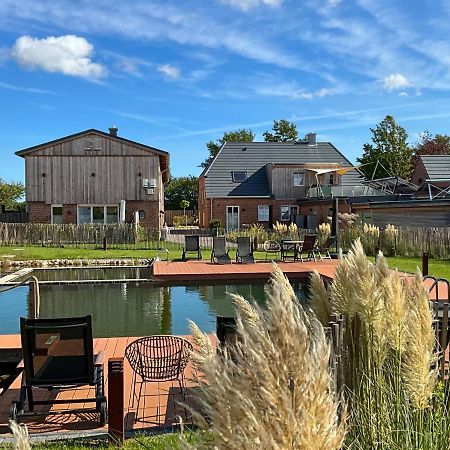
[1,245,449,279]
[384,256,450,280]
[0,431,209,449]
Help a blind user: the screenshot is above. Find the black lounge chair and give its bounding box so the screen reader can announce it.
[298,234,318,262]
[211,236,231,264]
[317,236,335,260]
[236,237,255,264]
[182,235,202,261]
[10,315,107,424]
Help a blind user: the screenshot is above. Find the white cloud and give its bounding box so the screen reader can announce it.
[0,81,53,94]
[220,0,283,11]
[255,83,336,99]
[383,73,410,91]
[327,0,341,6]
[157,63,180,79]
[11,35,106,79]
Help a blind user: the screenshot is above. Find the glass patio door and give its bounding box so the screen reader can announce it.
[226,206,239,230]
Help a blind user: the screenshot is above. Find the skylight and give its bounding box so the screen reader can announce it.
[231,171,247,183]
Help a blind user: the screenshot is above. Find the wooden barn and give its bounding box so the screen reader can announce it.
[15,127,169,229]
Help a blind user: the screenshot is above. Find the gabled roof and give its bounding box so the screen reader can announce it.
[418,155,450,180]
[15,129,170,181]
[201,141,362,198]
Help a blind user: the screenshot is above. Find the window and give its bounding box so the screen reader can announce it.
[51,205,63,224]
[281,205,299,221]
[231,171,247,183]
[293,172,304,187]
[139,210,145,220]
[258,205,270,222]
[77,205,118,225]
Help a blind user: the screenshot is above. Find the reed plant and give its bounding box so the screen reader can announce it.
[311,239,450,449]
[187,264,346,450]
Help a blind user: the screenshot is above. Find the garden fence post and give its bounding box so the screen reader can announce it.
[422,251,429,276]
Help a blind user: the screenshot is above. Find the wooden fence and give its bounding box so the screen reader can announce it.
[164,209,196,226]
[339,226,450,259]
[0,211,27,223]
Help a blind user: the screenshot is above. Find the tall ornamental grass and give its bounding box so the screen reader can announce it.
[187,264,346,450]
[311,239,449,449]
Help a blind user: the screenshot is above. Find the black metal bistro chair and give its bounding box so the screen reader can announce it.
[236,237,255,264]
[125,336,193,425]
[10,315,106,424]
[182,235,202,261]
[211,236,232,264]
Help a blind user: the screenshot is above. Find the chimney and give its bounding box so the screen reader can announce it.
[108,126,119,137]
[306,132,316,146]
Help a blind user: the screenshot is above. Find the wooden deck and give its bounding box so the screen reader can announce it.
[153,259,338,282]
[0,334,209,441]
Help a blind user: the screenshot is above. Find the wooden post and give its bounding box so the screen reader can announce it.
[422,251,429,276]
[108,357,124,443]
[103,236,108,251]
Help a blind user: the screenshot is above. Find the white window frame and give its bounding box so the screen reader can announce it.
[77,205,119,225]
[231,171,248,183]
[51,204,63,225]
[293,172,304,187]
[226,205,240,230]
[280,205,299,221]
[258,205,270,222]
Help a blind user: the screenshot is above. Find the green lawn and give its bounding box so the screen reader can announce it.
[0,431,210,449]
[0,246,267,263]
[1,246,449,280]
[385,256,450,280]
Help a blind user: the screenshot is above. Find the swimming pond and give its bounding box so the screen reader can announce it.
[0,268,306,337]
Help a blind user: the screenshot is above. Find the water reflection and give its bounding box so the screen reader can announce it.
[3,281,307,338]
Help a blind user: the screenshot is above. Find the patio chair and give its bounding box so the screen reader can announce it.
[125,336,193,425]
[10,315,106,424]
[211,236,231,264]
[298,234,318,262]
[317,236,335,260]
[236,237,255,264]
[263,240,281,261]
[280,239,298,261]
[182,235,202,261]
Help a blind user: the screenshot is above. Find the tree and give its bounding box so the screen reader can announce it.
[357,115,414,180]
[0,178,25,210]
[180,199,190,226]
[263,119,298,142]
[200,129,255,169]
[412,131,450,156]
[164,176,198,210]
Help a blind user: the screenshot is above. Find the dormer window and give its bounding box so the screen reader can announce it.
[231,171,247,183]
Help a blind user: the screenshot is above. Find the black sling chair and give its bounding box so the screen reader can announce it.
[10,315,107,424]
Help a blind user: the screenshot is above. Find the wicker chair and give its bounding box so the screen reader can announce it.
[125,336,193,424]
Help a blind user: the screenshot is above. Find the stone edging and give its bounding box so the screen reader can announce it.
[1,258,150,269]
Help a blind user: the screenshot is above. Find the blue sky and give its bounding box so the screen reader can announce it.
[1,0,450,182]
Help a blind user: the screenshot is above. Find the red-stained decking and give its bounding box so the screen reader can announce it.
[0,334,210,441]
[152,259,338,282]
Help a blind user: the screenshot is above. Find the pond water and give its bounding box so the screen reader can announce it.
[0,277,305,337]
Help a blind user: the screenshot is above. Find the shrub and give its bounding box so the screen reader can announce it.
[209,218,222,229]
[173,215,196,227]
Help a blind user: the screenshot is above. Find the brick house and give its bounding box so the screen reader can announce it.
[16,127,169,229]
[198,133,363,230]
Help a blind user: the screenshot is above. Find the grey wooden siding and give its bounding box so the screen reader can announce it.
[371,208,450,227]
[270,164,340,199]
[24,135,162,204]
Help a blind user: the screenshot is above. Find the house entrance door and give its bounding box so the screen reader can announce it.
[226,206,239,230]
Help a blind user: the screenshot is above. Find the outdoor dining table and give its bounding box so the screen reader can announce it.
[281,240,304,261]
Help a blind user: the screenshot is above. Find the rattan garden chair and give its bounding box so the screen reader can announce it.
[125,335,193,424]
